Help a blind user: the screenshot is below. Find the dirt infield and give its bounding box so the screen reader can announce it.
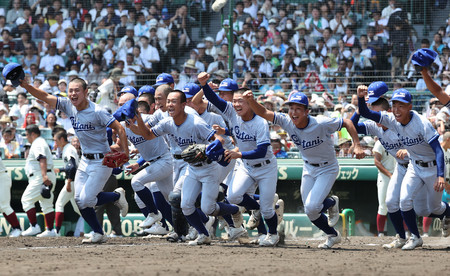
[1,236,450,275]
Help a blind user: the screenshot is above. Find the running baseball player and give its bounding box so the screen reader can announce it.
[358,87,450,250]
[115,92,174,233]
[19,77,130,244]
[0,157,22,237]
[243,89,365,248]
[20,124,57,237]
[199,72,281,247]
[53,129,80,236]
[134,90,243,246]
[351,83,413,248]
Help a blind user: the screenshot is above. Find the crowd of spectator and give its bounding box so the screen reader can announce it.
[0,0,450,160]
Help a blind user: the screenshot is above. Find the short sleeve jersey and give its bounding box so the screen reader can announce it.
[62,143,79,166]
[273,113,342,164]
[25,136,54,175]
[56,97,115,154]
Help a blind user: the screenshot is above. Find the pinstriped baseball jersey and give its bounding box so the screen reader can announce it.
[56,97,115,154]
[220,102,274,165]
[122,115,169,160]
[273,113,342,164]
[362,117,410,164]
[151,114,215,153]
[379,111,439,162]
[199,110,234,150]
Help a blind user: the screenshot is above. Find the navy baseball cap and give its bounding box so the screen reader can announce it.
[118,86,138,97]
[367,81,388,104]
[154,73,174,86]
[183,83,201,98]
[138,85,155,96]
[218,78,238,92]
[2,62,24,87]
[205,140,229,167]
[285,91,309,107]
[391,88,412,104]
[411,48,438,68]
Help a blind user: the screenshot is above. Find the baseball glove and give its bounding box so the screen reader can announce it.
[40,183,53,199]
[102,151,129,168]
[181,144,208,164]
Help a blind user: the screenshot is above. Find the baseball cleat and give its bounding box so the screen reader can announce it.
[186,226,198,241]
[228,226,247,241]
[165,231,186,242]
[144,222,169,235]
[382,234,407,249]
[247,210,261,229]
[114,187,129,217]
[218,217,228,230]
[37,229,57,238]
[8,228,22,237]
[259,233,279,247]
[275,199,285,225]
[441,217,450,237]
[21,224,42,236]
[188,233,212,246]
[250,234,267,244]
[232,207,244,228]
[140,211,162,228]
[273,193,279,207]
[318,231,342,249]
[82,232,107,244]
[328,196,340,227]
[402,234,423,250]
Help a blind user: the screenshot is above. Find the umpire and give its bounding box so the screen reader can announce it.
[21,124,57,237]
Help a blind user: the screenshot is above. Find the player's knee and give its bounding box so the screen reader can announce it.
[201,202,217,216]
[415,206,429,217]
[76,195,96,209]
[304,202,322,220]
[180,198,196,215]
[385,196,399,213]
[428,204,443,216]
[134,192,146,209]
[399,198,413,211]
[226,192,242,205]
[131,179,145,192]
[168,191,182,209]
[21,199,34,212]
[261,208,275,219]
[0,205,13,215]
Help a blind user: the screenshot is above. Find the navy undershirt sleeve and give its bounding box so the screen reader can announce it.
[201,84,228,112]
[358,97,382,122]
[241,143,269,159]
[350,112,367,134]
[429,138,445,177]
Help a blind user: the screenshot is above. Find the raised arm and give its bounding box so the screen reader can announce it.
[242,90,275,122]
[342,118,365,159]
[421,67,450,105]
[108,120,129,156]
[134,110,156,140]
[191,88,208,109]
[350,111,367,134]
[198,72,228,112]
[19,79,58,109]
[357,85,381,122]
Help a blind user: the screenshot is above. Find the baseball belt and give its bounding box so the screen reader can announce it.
[415,160,437,168]
[83,153,105,160]
[250,160,271,168]
[29,169,52,177]
[398,162,409,168]
[305,160,328,167]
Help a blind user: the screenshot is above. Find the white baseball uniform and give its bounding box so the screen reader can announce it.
[218,101,277,219]
[56,97,115,210]
[22,136,56,214]
[372,140,395,216]
[55,143,80,214]
[0,158,14,215]
[151,113,220,216]
[274,113,341,221]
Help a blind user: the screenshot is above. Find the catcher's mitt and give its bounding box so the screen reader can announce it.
[40,183,53,199]
[102,151,129,168]
[181,144,208,164]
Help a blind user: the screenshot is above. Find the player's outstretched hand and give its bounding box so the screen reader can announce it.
[198,72,210,86]
[396,149,408,160]
[353,144,365,159]
[242,90,255,101]
[357,85,368,98]
[125,162,139,175]
[224,149,242,162]
[212,124,225,135]
[434,176,446,192]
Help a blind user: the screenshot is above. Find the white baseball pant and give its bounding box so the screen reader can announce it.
[21,172,57,214]
[0,171,14,215]
[55,180,80,215]
[377,172,390,216]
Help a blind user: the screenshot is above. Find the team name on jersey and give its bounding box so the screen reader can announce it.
[379,138,402,151]
[399,134,424,147]
[170,134,195,147]
[128,135,146,145]
[232,126,256,142]
[291,135,324,150]
[70,117,95,131]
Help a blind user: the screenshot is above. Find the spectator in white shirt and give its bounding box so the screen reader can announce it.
[305,6,329,38]
[243,0,258,19]
[329,8,349,35]
[134,13,149,37]
[89,0,107,24]
[39,45,64,72]
[49,12,72,39]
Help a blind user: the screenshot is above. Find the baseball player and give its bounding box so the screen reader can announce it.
[198,72,281,247]
[21,124,57,237]
[243,89,364,248]
[19,77,130,244]
[134,90,243,246]
[115,92,173,232]
[357,88,450,250]
[0,157,22,237]
[351,84,413,248]
[53,129,80,236]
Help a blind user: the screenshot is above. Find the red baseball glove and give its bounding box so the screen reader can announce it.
[102,151,129,168]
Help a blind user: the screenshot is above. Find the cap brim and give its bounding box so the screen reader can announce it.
[367,96,380,104]
[285,100,308,106]
[391,98,411,104]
